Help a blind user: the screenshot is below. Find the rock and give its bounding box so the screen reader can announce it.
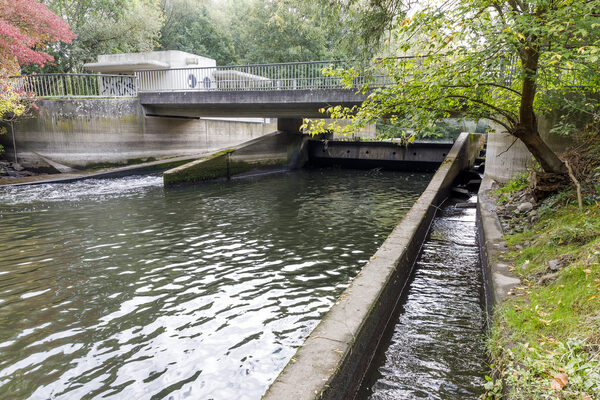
[11,163,24,171]
[548,259,562,271]
[539,272,561,285]
[517,202,533,213]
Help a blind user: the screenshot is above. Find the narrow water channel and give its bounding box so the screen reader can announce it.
[359,196,488,400]
[0,170,430,400]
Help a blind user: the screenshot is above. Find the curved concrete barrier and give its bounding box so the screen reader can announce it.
[262,132,483,400]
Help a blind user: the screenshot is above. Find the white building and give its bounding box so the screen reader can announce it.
[84,50,271,123]
[84,50,217,92]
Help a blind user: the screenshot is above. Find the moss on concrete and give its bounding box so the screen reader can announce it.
[164,149,233,186]
[163,145,289,186]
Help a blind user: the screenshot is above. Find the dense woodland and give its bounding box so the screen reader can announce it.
[18,0,392,73]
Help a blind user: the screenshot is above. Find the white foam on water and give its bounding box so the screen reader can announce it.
[0,175,163,205]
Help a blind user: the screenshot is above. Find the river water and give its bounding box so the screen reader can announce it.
[0,170,430,400]
[359,197,488,400]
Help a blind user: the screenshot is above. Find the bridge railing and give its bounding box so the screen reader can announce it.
[8,73,138,98]
[135,60,390,92]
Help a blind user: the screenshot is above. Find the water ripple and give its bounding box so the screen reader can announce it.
[362,200,488,400]
[0,170,430,400]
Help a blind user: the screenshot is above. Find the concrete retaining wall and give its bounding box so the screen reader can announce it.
[262,133,483,400]
[0,98,275,169]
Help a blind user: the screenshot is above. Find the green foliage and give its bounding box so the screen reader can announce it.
[24,0,164,72]
[486,338,600,399]
[29,0,364,72]
[494,173,530,202]
[225,0,332,64]
[159,0,236,64]
[489,197,600,399]
[307,0,600,173]
[300,0,409,59]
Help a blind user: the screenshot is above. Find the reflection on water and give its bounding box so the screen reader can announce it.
[0,170,430,400]
[360,198,488,400]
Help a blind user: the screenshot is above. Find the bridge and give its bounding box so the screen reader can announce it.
[134,60,384,120]
[9,60,388,131]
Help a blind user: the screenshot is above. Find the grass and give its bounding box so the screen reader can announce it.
[494,172,530,203]
[484,178,600,399]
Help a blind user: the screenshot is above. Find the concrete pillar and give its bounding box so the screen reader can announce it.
[277,118,303,134]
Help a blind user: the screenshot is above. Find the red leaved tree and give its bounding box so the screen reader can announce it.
[0,0,75,74]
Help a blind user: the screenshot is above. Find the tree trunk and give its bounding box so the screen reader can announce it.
[512,126,567,174]
[516,41,567,174]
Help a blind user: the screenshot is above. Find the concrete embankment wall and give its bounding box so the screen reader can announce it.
[0,98,275,169]
[262,133,483,400]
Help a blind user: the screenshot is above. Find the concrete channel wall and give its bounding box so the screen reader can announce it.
[262,132,483,400]
[477,177,522,319]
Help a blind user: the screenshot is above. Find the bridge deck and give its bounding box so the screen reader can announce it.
[139,89,368,118]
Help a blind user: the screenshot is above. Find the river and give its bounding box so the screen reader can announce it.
[0,170,430,400]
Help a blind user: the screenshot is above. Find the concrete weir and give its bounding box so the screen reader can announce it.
[163,131,308,186]
[262,133,483,400]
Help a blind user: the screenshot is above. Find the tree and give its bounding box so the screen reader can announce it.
[0,0,75,74]
[1,0,74,154]
[300,0,413,59]
[27,0,163,72]
[159,0,236,64]
[316,0,600,174]
[226,0,332,64]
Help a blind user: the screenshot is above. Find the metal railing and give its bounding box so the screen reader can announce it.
[10,58,595,99]
[8,73,138,98]
[135,60,390,92]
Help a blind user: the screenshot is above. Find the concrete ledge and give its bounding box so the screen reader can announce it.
[262,132,483,400]
[163,131,308,186]
[0,154,204,187]
[477,176,521,317]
